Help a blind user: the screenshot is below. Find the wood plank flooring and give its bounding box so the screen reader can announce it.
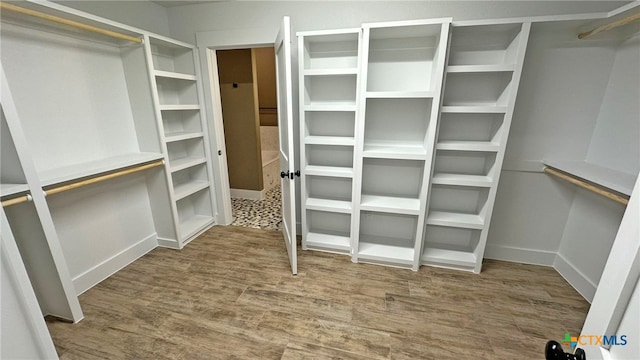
[46,226,590,359]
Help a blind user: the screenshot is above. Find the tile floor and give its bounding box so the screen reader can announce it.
[231,186,282,231]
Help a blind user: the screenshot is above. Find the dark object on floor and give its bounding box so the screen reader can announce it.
[545,340,586,360]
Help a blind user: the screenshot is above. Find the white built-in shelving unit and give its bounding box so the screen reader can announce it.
[356,19,450,270]
[298,19,451,269]
[0,0,216,322]
[146,35,216,247]
[422,21,532,273]
[298,29,361,254]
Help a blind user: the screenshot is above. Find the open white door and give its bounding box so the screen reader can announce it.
[580,175,639,359]
[274,16,297,275]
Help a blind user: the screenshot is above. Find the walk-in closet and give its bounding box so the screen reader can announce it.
[1,1,638,359]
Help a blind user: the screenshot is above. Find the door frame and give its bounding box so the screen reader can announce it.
[196,26,283,225]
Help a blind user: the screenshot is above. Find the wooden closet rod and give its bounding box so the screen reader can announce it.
[544,167,629,205]
[0,2,143,44]
[1,194,33,208]
[45,160,164,196]
[578,12,640,39]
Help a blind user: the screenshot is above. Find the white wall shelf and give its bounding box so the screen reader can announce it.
[38,153,164,188]
[304,136,355,146]
[426,211,484,229]
[365,91,436,99]
[1,183,29,197]
[154,70,197,81]
[360,195,420,215]
[169,157,207,173]
[358,242,415,265]
[303,68,358,76]
[306,232,351,252]
[441,105,508,113]
[304,165,354,178]
[544,160,637,196]
[436,141,501,152]
[159,104,200,111]
[164,131,204,143]
[422,20,531,273]
[306,198,352,213]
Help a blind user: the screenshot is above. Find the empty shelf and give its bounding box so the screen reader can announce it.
[304,165,354,178]
[363,143,427,160]
[306,232,351,251]
[174,180,209,201]
[436,141,500,152]
[169,156,207,173]
[180,214,214,240]
[1,183,29,197]
[366,91,436,99]
[159,104,200,111]
[441,106,508,114]
[358,242,414,265]
[447,64,516,73]
[360,195,420,215]
[304,68,358,76]
[421,248,477,268]
[304,136,355,146]
[38,152,165,187]
[304,104,357,112]
[543,160,637,196]
[431,174,493,188]
[154,70,197,81]
[427,211,484,230]
[305,198,352,213]
[165,131,204,143]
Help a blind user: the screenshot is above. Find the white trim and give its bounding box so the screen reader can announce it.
[1,208,59,358]
[553,252,597,303]
[484,244,556,266]
[73,234,157,295]
[230,188,265,200]
[157,237,180,249]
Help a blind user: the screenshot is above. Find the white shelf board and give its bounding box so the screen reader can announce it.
[360,195,420,215]
[174,180,210,201]
[1,183,30,197]
[38,152,164,187]
[306,232,351,251]
[304,68,358,76]
[436,141,500,152]
[304,103,357,112]
[362,143,427,160]
[421,247,477,268]
[358,242,414,265]
[441,106,507,114]
[165,131,204,143]
[544,160,638,196]
[304,165,354,178]
[305,198,352,213]
[366,91,436,99]
[169,156,207,173]
[180,214,214,240]
[304,136,355,146]
[159,104,200,111]
[432,173,493,188]
[154,70,197,81]
[426,211,484,230]
[447,64,516,73]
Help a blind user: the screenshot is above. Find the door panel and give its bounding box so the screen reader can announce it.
[275,16,297,275]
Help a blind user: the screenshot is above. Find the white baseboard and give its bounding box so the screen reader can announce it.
[553,252,597,303]
[157,237,180,249]
[484,244,556,266]
[230,188,265,200]
[72,234,157,295]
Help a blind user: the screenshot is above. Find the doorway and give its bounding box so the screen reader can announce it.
[215,47,282,231]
